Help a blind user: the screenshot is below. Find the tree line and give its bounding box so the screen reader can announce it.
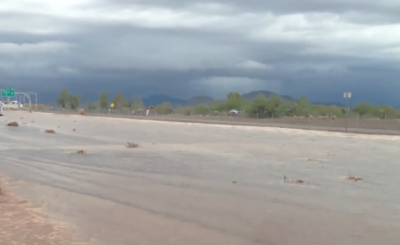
[56,88,145,111]
[56,89,400,119]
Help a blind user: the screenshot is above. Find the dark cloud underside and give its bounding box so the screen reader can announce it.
[0,0,400,104]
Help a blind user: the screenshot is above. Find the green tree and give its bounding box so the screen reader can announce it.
[194,104,209,115]
[246,94,268,117]
[57,88,69,108]
[86,100,96,110]
[98,92,109,109]
[330,106,343,117]
[182,107,192,116]
[175,106,192,115]
[156,102,172,114]
[130,96,145,111]
[311,105,330,116]
[296,96,309,116]
[210,101,225,112]
[353,103,377,117]
[112,92,128,109]
[265,95,283,116]
[69,95,82,110]
[379,104,398,119]
[225,92,242,111]
[285,102,297,117]
[298,96,308,107]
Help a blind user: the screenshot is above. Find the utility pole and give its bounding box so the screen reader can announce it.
[343,92,351,132]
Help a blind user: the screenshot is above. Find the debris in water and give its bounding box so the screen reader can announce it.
[307,158,322,162]
[284,175,307,184]
[346,171,363,182]
[77,150,86,155]
[6,122,19,127]
[126,142,140,148]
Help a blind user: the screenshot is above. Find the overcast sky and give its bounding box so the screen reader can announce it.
[1,0,400,104]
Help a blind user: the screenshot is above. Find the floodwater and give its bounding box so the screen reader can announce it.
[1,111,400,245]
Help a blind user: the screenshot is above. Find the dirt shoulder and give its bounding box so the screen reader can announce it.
[0,175,90,245]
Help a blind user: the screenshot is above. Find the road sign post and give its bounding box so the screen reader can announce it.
[343,92,352,132]
[1,88,15,97]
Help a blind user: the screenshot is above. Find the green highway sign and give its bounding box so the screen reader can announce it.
[1,88,15,97]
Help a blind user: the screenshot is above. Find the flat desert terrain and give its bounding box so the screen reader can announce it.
[1,111,400,245]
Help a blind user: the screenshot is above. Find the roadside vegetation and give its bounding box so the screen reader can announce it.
[56,88,400,119]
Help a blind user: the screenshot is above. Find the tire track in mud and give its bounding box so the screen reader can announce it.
[0,153,331,212]
[0,156,277,245]
[5,152,372,244]
[2,153,379,229]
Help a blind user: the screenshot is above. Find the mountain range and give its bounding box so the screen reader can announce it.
[141,90,345,107]
[141,90,293,107]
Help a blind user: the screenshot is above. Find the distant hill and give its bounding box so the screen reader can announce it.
[241,90,296,101]
[187,96,215,106]
[142,94,187,106]
[141,90,297,107]
[313,102,345,107]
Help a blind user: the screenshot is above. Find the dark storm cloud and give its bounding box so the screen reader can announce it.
[1,0,400,104]
[100,0,400,20]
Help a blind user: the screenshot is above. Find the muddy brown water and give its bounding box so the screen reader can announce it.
[1,111,400,245]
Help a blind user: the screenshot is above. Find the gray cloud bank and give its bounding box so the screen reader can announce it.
[1,0,400,104]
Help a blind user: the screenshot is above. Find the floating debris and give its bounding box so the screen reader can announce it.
[284,175,308,184]
[6,122,19,127]
[44,129,56,134]
[346,171,363,182]
[126,142,140,148]
[77,150,86,155]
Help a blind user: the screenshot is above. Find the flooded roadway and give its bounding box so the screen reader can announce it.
[1,111,400,245]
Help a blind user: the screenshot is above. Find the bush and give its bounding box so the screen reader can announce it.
[78,108,85,115]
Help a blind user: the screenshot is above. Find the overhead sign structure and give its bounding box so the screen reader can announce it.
[1,88,15,97]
